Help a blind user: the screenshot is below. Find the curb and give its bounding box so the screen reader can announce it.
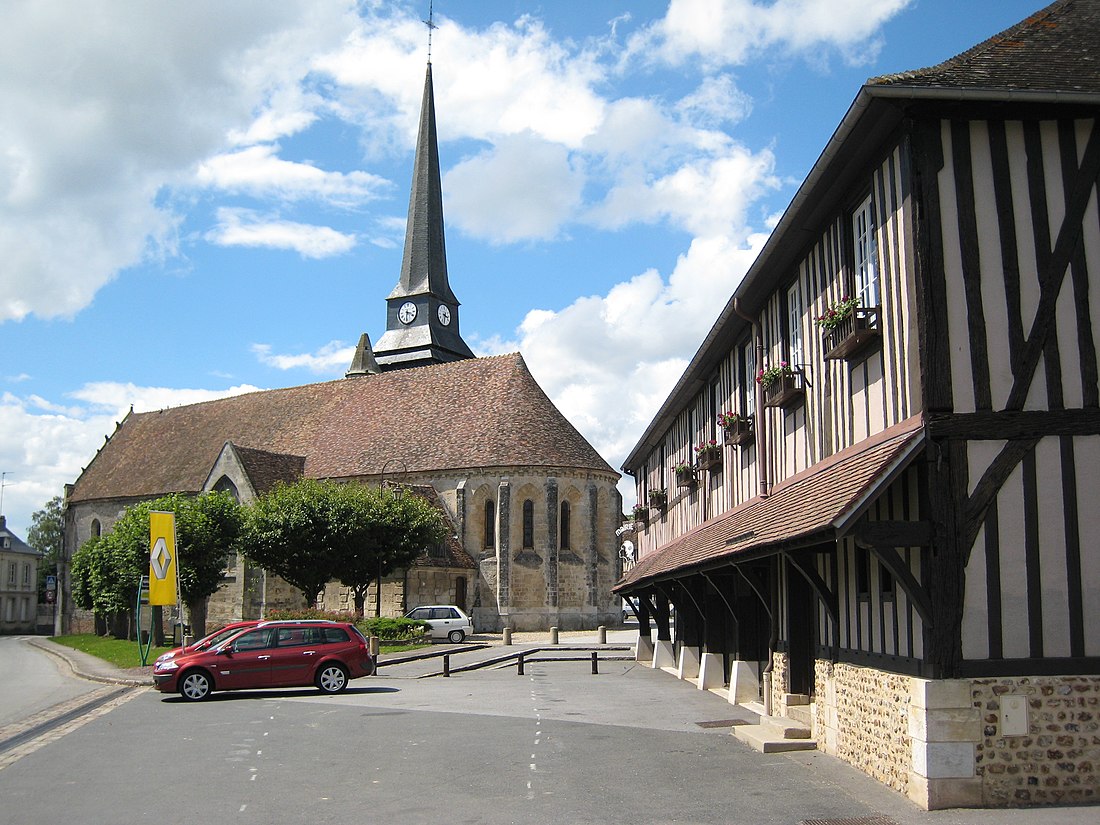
[27,638,154,688]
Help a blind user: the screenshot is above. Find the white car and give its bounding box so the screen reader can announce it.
[405,605,474,643]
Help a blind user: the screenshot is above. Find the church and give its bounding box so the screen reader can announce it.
[60,62,623,633]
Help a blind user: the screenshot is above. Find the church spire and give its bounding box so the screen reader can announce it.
[370,62,474,371]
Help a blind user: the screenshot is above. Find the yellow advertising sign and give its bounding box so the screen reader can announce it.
[148,511,178,606]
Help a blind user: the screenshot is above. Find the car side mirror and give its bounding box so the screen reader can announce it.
[214,645,231,656]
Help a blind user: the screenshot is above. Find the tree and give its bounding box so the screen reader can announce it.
[240,479,344,607]
[105,492,243,638]
[27,495,64,599]
[240,479,447,615]
[70,532,139,638]
[336,485,447,618]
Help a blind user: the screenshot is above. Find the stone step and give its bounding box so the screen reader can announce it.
[785,703,813,729]
[732,724,818,753]
[783,692,810,706]
[759,715,812,740]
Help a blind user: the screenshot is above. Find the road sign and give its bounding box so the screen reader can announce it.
[45,575,56,592]
[45,590,55,603]
[148,511,178,606]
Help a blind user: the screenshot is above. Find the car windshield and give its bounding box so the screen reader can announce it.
[196,625,246,649]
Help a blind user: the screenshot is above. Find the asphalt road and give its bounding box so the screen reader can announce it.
[0,636,103,728]
[0,642,1095,825]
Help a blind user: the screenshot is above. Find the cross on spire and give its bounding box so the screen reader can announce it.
[423,1,437,63]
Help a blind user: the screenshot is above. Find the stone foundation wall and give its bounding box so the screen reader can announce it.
[770,651,789,711]
[815,660,912,793]
[971,675,1100,807]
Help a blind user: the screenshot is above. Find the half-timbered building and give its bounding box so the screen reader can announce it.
[616,0,1100,809]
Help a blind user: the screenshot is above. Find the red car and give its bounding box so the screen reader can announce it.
[153,621,375,701]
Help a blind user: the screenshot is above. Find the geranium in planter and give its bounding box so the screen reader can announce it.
[674,462,696,488]
[757,362,804,409]
[817,296,880,360]
[630,503,649,524]
[718,411,754,446]
[648,488,668,509]
[694,439,722,470]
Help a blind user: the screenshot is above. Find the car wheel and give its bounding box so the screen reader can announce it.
[447,629,465,643]
[316,663,349,694]
[180,670,213,701]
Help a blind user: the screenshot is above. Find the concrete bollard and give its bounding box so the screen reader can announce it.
[369,635,380,656]
[597,625,606,645]
[503,626,512,645]
[550,626,559,645]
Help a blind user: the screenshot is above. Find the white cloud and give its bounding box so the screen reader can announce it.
[0,1,359,322]
[206,208,357,258]
[634,0,913,67]
[0,382,262,535]
[251,341,355,373]
[196,144,390,205]
[444,134,585,243]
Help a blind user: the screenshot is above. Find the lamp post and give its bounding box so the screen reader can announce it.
[376,459,408,617]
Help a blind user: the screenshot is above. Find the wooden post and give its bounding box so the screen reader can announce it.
[517,652,525,675]
[443,654,450,677]
[591,651,598,674]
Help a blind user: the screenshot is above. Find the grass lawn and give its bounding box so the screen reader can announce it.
[52,633,425,666]
[51,634,173,669]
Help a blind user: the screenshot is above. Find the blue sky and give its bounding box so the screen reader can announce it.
[0,0,1045,535]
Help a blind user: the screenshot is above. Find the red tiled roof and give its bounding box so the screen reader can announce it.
[71,354,616,503]
[615,417,925,592]
[871,0,1100,95]
[404,485,476,570]
[231,445,306,496]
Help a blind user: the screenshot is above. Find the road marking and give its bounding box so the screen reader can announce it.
[0,688,141,772]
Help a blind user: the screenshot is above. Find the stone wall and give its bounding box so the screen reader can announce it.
[971,675,1100,807]
[770,651,789,711]
[814,660,912,794]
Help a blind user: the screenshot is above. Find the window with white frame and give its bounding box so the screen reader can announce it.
[7,562,15,585]
[22,563,30,586]
[787,281,803,367]
[853,193,880,309]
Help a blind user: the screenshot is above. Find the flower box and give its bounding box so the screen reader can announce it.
[823,307,880,361]
[722,416,754,447]
[675,466,696,488]
[763,370,805,409]
[695,445,722,471]
[648,489,667,509]
[630,504,649,525]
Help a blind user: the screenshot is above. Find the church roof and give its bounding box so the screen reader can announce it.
[230,445,307,496]
[70,353,617,504]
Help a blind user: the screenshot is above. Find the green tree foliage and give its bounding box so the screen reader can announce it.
[70,492,243,638]
[240,479,446,615]
[337,485,447,617]
[26,495,64,598]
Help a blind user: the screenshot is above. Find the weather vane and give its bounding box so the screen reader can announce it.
[424,1,437,63]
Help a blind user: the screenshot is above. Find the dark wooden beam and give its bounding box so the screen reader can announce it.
[851,520,933,549]
[867,545,934,628]
[783,551,839,628]
[927,408,1100,439]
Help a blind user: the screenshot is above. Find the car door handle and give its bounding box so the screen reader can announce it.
[302,650,316,655]
[257,655,271,660]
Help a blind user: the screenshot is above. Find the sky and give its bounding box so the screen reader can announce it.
[0,0,1047,536]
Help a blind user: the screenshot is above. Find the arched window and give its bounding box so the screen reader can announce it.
[483,500,495,548]
[560,501,571,550]
[90,519,101,538]
[212,475,240,502]
[522,500,534,549]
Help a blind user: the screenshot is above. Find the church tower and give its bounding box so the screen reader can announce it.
[363,63,475,372]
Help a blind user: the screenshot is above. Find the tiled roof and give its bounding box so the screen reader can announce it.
[871,0,1100,94]
[615,417,925,592]
[231,445,306,496]
[71,353,616,503]
[0,516,39,556]
[404,485,476,570]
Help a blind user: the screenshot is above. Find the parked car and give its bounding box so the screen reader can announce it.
[404,605,474,643]
[153,621,374,701]
[153,619,338,667]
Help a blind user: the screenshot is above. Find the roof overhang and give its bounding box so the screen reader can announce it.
[615,416,925,593]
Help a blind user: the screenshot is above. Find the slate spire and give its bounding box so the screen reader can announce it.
[370,63,474,371]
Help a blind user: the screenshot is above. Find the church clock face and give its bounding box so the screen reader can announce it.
[437,305,451,326]
[398,301,417,324]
